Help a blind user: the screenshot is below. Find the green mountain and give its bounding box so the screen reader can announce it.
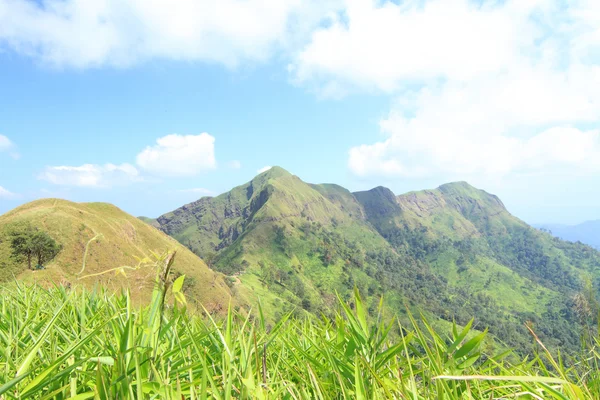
[0,199,233,312]
[154,167,600,354]
[356,182,600,351]
[156,167,392,317]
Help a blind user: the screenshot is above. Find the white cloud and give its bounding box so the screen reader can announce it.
[348,62,600,178]
[0,135,12,151]
[37,133,218,189]
[227,160,242,169]
[350,122,600,178]
[136,133,216,177]
[257,166,272,173]
[0,135,19,159]
[39,163,140,187]
[0,0,333,68]
[291,0,545,93]
[178,187,214,195]
[282,0,600,180]
[0,186,17,199]
[7,0,600,187]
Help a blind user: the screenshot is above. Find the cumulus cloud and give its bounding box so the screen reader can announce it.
[38,133,219,188]
[0,0,333,68]
[349,65,600,178]
[287,0,600,179]
[0,186,17,199]
[136,133,216,177]
[8,0,600,185]
[291,0,542,93]
[350,123,600,178]
[257,166,272,173]
[39,163,140,187]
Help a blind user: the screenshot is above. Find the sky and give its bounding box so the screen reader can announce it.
[1,0,600,225]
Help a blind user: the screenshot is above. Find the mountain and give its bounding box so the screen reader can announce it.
[536,220,600,250]
[155,167,600,354]
[155,167,393,318]
[0,199,232,312]
[355,181,600,351]
[1,170,593,355]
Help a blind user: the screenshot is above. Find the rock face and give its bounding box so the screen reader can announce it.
[153,167,600,355]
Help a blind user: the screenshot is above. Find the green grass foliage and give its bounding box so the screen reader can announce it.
[2,261,600,399]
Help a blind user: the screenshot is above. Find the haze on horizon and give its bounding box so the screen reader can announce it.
[1,0,600,225]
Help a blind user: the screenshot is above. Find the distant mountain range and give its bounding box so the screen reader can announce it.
[2,166,599,356]
[535,221,600,250]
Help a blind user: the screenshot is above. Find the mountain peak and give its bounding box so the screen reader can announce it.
[355,186,397,201]
[248,166,294,191]
[437,181,477,193]
[257,166,292,178]
[437,181,506,211]
[353,186,401,220]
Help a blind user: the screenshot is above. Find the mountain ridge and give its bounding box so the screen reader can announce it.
[3,168,599,355]
[152,167,600,354]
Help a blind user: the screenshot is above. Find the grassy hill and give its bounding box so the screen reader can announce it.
[152,168,600,355]
[0,199,232,312]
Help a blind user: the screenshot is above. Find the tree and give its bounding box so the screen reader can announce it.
[258,261,275,287]
[10,227,60,270]
[203,251,217,268]
[32,231,61,267]
[10,230,35,270]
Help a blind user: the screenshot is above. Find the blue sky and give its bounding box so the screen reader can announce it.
[1,0,600,225]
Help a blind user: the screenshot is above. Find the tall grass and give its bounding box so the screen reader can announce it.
[1,254,599,398]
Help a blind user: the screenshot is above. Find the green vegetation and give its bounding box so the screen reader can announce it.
[155,168,600,356]
[8,225,61,270]
[3,169,600,397]
[3,167,600,396]
[377,183,600,354]
[0,199,232,311]
[2,278,600,399]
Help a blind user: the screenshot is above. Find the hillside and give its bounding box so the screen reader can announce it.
[155,167,394,318]
[537,220,600,250]
[355,182,600,351]
[157,167,353,262]
[154,167,600,354]
[0,199,232,312]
